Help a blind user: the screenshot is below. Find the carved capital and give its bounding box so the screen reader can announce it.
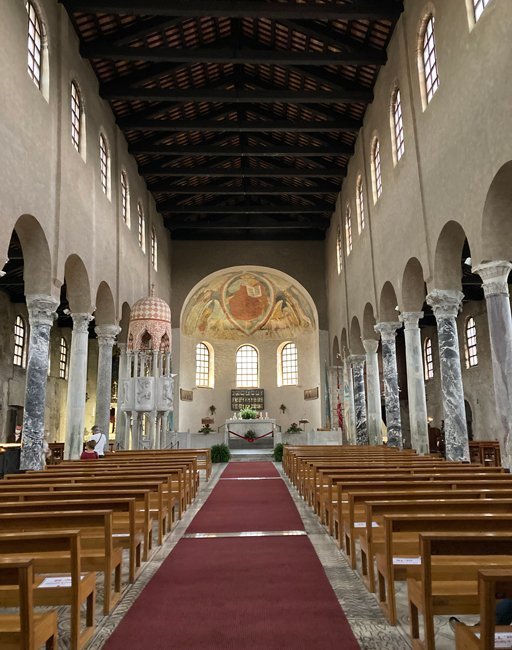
[426,289,464,320]
[95,324,121,347]
[348,354,366,369]
[472,261,512,298]
[375,321,402,341]
[399,311,424,330]
[25,294,59,328]
[71,312,94,334]
[362,338,379,355]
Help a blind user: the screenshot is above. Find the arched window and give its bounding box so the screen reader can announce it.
[336,225,343,274]
[423,337,434,380]
[345,205,352,255]
[121,171,130,226]
[236,345,258,388]
[26,1,42,89]
[14,316,27,369]
[279,342,298,386]
[356,175,365,233]
[391,88,405,162]
[473,0,492,22]
[465,317,478,368]
[99,134,109,195]
[371,137,382,202]
[421,15,440,104]
[138,202,146,252]
[195,342,213,388]
[70,81,82,152]
[59,337,69,380]
[151,227,158,270]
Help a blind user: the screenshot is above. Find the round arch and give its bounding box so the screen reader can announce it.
[64,254,93,313]
[349,316,365,354]
[94,281,116,325]
[13,214,53,296]
[432,221,469,291]
[378,281,399,322]
[401,257,426,311]
[480,161,512,262]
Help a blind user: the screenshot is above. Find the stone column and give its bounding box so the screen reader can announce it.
[426,289,469,462]
[363,339,382,446]
[350,355,368,445]
[374,322,403,448]
[124,350,133,449]
[19,295,59,470]
[345,359,357,444]
[65,313,93,460]
[472,261,512,468]
[94,324,120,443]
[400,312,429,455]
[115,343,126,449]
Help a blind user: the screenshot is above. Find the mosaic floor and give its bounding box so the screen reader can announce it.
[43,462,467,649]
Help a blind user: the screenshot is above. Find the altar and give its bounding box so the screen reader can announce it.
[225,418,277,446]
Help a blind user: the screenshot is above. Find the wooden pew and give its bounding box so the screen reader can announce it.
[376,514,512,626]
[0,477,170,546]
[0,498,143,583]
[455,568,512,649]
[0,511,122,616]
[0,531,95,649]
[358,495,512,591]
[110,448,212,480]
[408,532,512,650]
[0,558,58,650]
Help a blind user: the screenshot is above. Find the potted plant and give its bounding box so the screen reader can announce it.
[198,423,214,435]
[285,422,303,434]
[239,407,258,420]
[244,429,257,443]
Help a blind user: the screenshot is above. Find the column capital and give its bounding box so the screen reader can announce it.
[362,338,379,354]
[375,321,402,341]
[95,324,121,346]
[399,311,424,330]
[71,312,94,334]
[25,294,59,327]
[472,260,512,298]
[348,354,366,368]
[426,289,464,319]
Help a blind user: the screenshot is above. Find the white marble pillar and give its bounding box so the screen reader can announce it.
[115,343,127,449]
[94,324,120,443]
[350,355,368,445]
[19,295,59,470]
[400,312,429,455]
[124,350,133,449]
[346,359,357,444]
[374,322,403,448]
[426,289,469,462]
[363,338,382,446]
[473,261,512,468]
[65,312,93,459]
[150,349,159,448]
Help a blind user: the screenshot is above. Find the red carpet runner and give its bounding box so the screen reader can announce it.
[104,462,360,650]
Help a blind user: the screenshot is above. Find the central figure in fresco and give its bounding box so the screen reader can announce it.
[222,272,274,334]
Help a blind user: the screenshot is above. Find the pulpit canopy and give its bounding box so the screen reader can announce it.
[128,289,171,352]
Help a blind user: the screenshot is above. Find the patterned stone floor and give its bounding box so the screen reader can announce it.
[43,462,465,648]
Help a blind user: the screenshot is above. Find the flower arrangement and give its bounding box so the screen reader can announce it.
[239,407,258,420]
[198,424,214,435]
[285,422,303,434]
[244,429,257,442]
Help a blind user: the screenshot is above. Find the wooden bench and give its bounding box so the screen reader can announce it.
[0,477,170,548]
[455,568,512,649]
[0,498,143,583]
[0,510,122,616]
[0,558,58,650]
[0,530,95,649]
[408,532,512,650]
[358,495,512,591]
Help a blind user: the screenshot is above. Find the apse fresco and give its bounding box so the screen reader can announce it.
[182,271,315,340]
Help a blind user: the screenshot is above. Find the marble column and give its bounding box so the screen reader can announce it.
[345,359,357,444]
[426,289,469,462]
[65,312,93,460]
[374,322,403,449]
[472,261,512,468]
[363,339,382,446]
[400,312,429,455]
[115,343,126,449]
[350,355,368,445]
[19,295,59,470]
[94,324,121,443]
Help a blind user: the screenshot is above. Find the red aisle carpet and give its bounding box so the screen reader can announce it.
[104,462,360,650]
